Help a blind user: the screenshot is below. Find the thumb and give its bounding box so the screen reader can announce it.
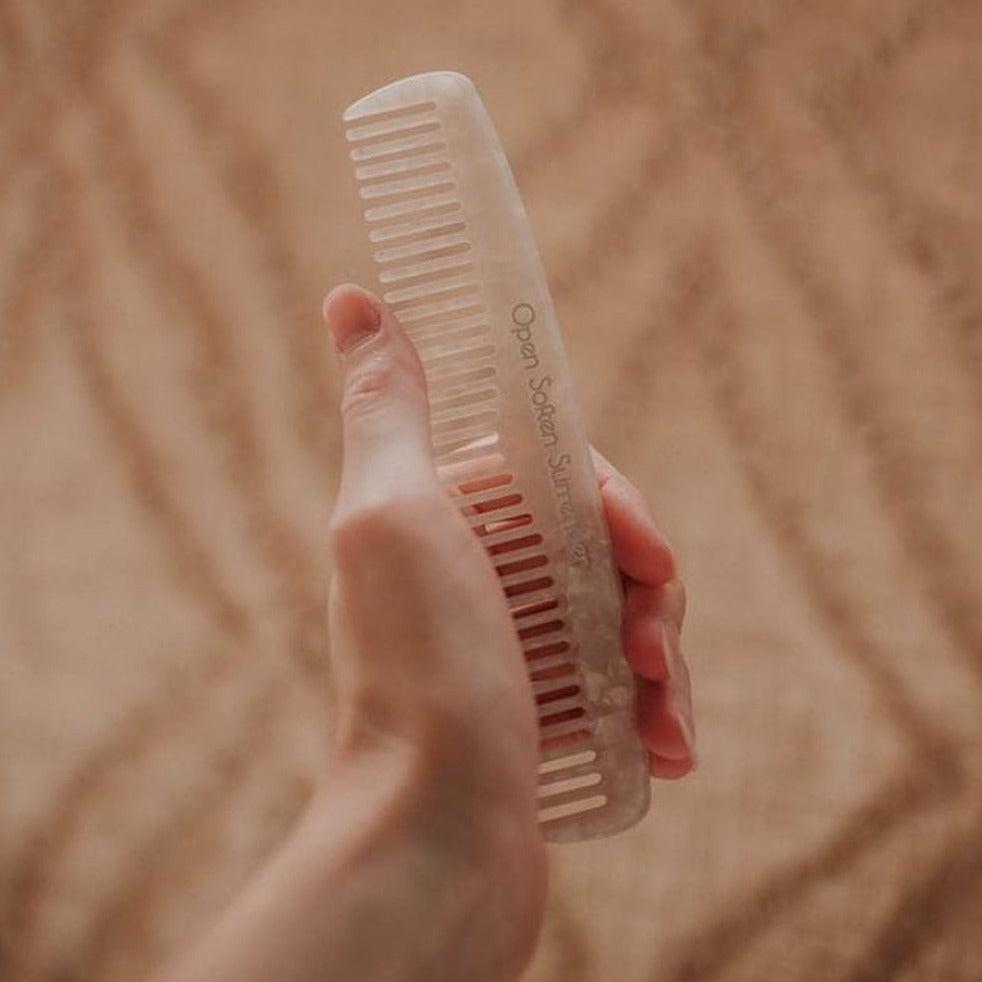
[323,284,434,512]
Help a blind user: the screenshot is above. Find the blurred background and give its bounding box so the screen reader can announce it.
[2,0,982,979]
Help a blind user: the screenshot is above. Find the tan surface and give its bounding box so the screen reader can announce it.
[2,1,982,979]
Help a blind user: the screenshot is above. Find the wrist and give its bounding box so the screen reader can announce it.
[299,734,545,982]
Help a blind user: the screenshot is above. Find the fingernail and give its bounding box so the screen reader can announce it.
[660,620,683,683]
[325,289,382,354]
[661,621,697,761]
[673,705,697,764]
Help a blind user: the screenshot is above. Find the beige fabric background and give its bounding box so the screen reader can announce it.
[2,1,982,979]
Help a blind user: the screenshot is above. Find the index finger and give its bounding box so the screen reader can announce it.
[592,447,676,587]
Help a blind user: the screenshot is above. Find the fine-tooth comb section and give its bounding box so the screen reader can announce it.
[345,72,651,842]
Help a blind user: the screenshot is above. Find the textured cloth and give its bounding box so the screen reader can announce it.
[1,1,981,979]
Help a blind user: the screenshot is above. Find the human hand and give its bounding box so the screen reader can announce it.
[157,284,694,982]
[318,285,695,974]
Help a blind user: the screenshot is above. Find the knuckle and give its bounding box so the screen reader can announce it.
[340,357,397,415]
[340,347,426,419]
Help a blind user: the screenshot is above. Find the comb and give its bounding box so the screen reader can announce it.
[342,71,650,841]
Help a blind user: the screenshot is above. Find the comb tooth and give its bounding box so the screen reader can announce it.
[343,98,438,126]
[356,151,452,182]
[539,749,597,775]
[539,711,589,739]
[511,597,561,619]
[375,229,470,264]
[529,661,575,685]
[526,652,574,676]
[400,302,486,332]
[368,219,467,248]
[457,481,523,510]
[524,636,570,657]
[538,694,586,717]
[364,187,460,224]
[349,132,448,162]
[347,119,442,151]
[537,771,602,801]
[502,570,553,597]
[436,451,507,487]
[382,240,472,272]
[503,575,555,601]
[346,112,440,144]
[536,683,580,707]
[423,346,496,383]
[517,616,565,641]
[368,210,465,245]
[427,372,497,407]
[375,230,470,264]
[435,427,500,460]
[368,211,466,244]
[426,342,497,368]
[525,648,573,671]
[539,730,594,757]
[538,712,591,740]
[378,248,472,284]
[430,385,498,419]
[384,272,478,308]
[453,470,514,495]
[380,258,475,291]
[405,290,486,326]
[537,793,607,823]
[359,168,455,201]
[368,206,465,244]
[490,535,547,562]
[417,325,491,359]
[419,332,494,359]
[461,489,523,517]
[538,758,598,785]
[498,561,551,588]
[432,409,498,438]
[473,512,534,545]
[529,658,576,684]
[434,433,500,465]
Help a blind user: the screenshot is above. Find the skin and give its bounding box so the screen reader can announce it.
[157,285,695,982]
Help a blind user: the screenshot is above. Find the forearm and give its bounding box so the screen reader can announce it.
[156,742,528,982]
